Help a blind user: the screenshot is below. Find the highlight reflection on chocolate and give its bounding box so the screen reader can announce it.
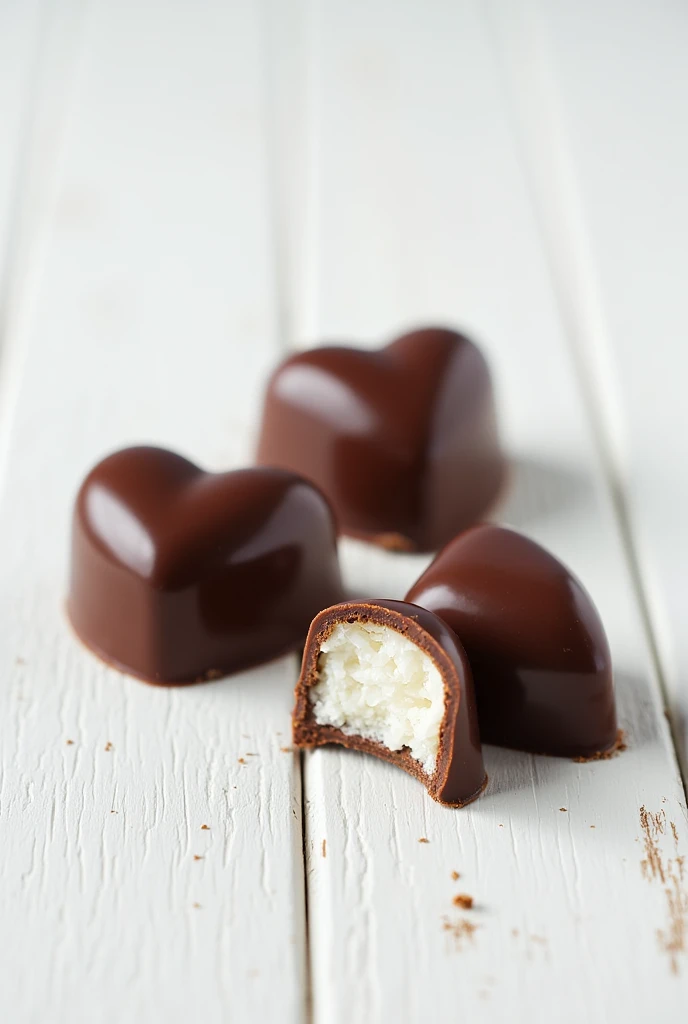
[406,525,618,758]
[293,599,487,807]
[256,327,506,552]
[67,447,344,683]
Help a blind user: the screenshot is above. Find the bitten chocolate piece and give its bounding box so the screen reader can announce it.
[293,600,487,807]
[256,327,505,552]
[67,446,344,683]
[406,525,618,758]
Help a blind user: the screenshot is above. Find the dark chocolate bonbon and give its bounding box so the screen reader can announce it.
[406,525,617,758]
[67,446,344,683]
[256,327,505,552]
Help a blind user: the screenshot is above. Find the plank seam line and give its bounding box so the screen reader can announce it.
[483,0,687,791]
[300,751,314,1024]
[259,3,315,1002]
[259,0,296,354]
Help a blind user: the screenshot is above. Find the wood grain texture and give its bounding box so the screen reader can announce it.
[0,2,305,1021]
[494,0,688,774]
[2,0,687,1021]
[301,1,688,1020]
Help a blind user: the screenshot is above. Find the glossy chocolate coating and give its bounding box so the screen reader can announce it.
[67,447,345,683]
[293,599,487,807]
[256,327,505,552]
[406,525,617,758]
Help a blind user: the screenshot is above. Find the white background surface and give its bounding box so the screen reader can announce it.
[0,1,686,1021]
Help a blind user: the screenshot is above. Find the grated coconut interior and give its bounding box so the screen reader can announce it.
[309,620,445,773]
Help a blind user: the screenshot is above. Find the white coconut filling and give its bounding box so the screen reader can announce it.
[309,621,445,774]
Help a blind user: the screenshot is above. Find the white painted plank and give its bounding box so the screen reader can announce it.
[0,2,305,1022]
[0,0,45,348]
[491,0,688,774]
[0,0,43,287]
[0,0,92,462]
[302,1,688,1021]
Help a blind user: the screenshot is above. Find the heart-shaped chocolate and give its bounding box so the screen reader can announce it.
[406,525,618,757]
[293,599,487,807]
[67,447,344,683]
[256,327,505,551]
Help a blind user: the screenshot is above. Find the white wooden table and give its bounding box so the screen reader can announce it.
[1,2,686,1021]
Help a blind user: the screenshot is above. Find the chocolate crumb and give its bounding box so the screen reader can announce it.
[418,837,430,844]
[374,532,415,552]
[322,839,326,858]
[280,746,292,753]
[193,903,201,909]
[66,739,74,745]
[201,824,210,831]
[193,855,203,861]
[590,825,596,829]
[451,871,460,881]
[453,894,474,909]
[104,742,113,752]
[573,728,626,762]
[442,915,479,949]
[238,758,246,764]
[245,752,258,757]
[559,807,567,812]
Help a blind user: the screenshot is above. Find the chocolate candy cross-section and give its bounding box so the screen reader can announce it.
[293,599,487,807]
